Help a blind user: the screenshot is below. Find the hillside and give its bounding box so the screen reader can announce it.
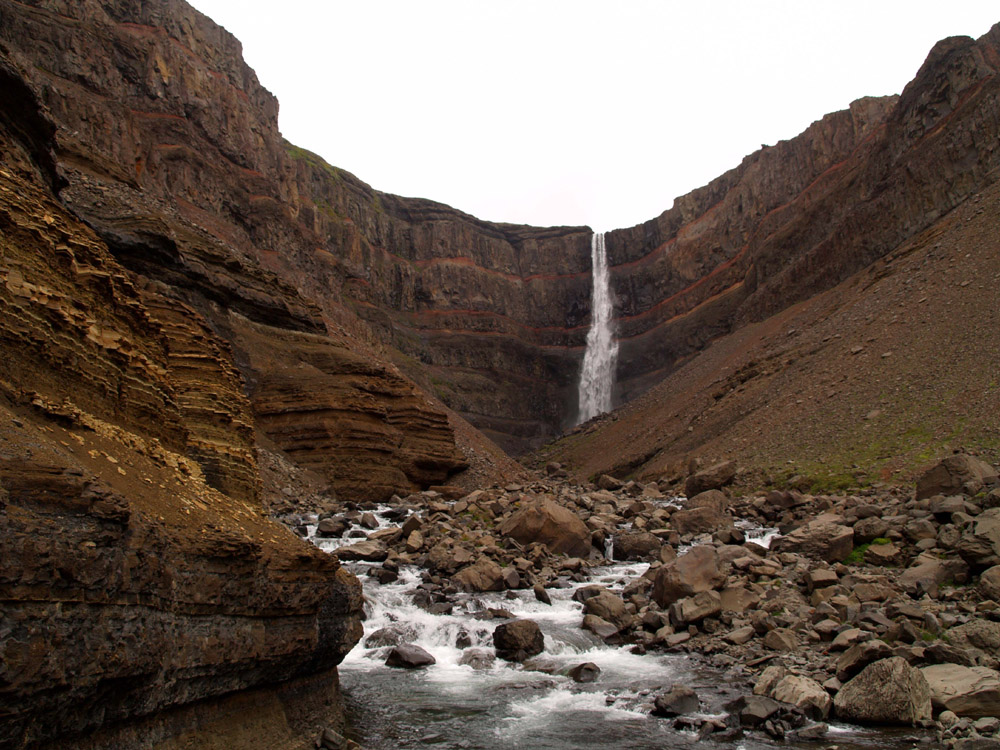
[539,173,1000,490]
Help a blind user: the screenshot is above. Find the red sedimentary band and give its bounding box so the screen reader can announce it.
[371,245,590,283]
[607,119,891,276]
[616,280,745,342]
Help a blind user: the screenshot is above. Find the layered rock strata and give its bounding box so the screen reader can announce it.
[0,0,468,492]
[0,54,362,749]
[4,2,996,455]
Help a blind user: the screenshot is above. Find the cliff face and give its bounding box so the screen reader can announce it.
[6,2,991,458]
[0,0,469,499]
[0,53,363,748]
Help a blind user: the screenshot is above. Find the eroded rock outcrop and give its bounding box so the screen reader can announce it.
[0,56,362,749]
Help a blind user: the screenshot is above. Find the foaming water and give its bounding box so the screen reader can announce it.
[578,232,618,422]
[314,507,922,749]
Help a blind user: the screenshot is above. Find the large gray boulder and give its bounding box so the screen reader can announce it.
[916,454,998,500]
[772,515,853,563]
[651,545,725,608]
[498,499,591,557]
[833,657,932,725]
[922,665,1000,717]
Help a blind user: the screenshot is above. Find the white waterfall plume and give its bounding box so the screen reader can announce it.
[577,232,618,423]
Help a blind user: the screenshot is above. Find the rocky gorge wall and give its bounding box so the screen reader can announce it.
[3,1,995,458]
[0,44,363,749]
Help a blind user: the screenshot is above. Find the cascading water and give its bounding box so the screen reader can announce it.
[578,232,618,423]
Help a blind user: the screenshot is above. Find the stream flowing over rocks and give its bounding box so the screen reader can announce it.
[281,453,1000,749]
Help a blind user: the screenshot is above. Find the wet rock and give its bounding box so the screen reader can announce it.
[316,517,348,537]
[498,499,591,557]
[651,545,725,608]
[458,649,495,670]
[533,583,552,605]
[653,685,700,717]
[582,589,630,629]
[567,662,601,683]
[916,454,998,500]
[385,643,436,669]
[736,695,783,727]
[365,625,417,648]
[493,619,544,662]
[833,657,932,724]
[334,540,388,562]
[582,614,620,641]
[922,664,1000,717]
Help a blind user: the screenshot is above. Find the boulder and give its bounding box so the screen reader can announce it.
[916,454,998,500]
[763,628,798,652]
[980,566,1000,600]
[612,531,662,561]
[771,674,832,720]
[686,489,730,512]
[334,540,387,562]
[458,648,495,670]
[385,643,436,669]
[771,516,853,563]
[685,461,736,496]
[452,557,505,592]
[958,508,1000,570]
[833,657,932,725]
[493,619,544,662]
[837,640,894,682]
[651,545,725,608]
[498,499,591,557]
[567,662,601,683]
[669,590,722,627]
[899,551,968,596]
[582,589,631,629]
[670,505,732,535]
[922,665,1000,717]
[652,685,700,717]
[949,619,1000,654]
[581,614,620,641]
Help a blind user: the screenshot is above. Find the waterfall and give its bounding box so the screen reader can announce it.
[577,232,618,423]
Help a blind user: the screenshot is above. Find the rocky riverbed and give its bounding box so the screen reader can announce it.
[277,452,1000,749]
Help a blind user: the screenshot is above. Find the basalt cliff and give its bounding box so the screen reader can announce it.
[2,0,1000,747]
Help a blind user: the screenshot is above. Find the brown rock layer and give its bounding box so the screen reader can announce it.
[0,56,362,748]
[4,2,996,456]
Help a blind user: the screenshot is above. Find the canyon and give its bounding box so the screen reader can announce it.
[1,0,999,747]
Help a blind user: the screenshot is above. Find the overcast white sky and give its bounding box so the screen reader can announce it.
[189,1,998,232]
